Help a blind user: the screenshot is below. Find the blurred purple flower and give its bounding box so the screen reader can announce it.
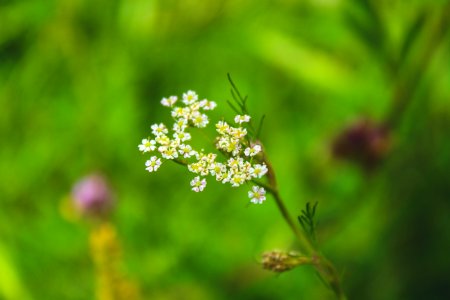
[332,119,391,170]
[72,174,114,217]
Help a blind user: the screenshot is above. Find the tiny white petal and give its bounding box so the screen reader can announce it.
[183,90,198,105]
[234,114,251,124]
[161,96,177,107]
[139,139,156,153]
[145,156,162,172]
[248,186,266,204]
[151,123,168,136]
[190,176,207,192]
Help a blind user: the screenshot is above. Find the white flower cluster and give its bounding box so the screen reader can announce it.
[139,90,268,204]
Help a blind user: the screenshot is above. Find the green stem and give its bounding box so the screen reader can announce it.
[262,155,314,255]
[269,189,315,256]
[174,149,346,298]
[263,155,346,300]
[385,3,450,130]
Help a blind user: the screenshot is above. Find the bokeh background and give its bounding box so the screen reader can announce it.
[1,0,450,299]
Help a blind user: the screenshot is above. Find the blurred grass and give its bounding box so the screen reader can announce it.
[1,0,450,299]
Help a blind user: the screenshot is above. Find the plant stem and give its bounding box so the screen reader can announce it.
[263,155,315,255]
[270,189,315,255]
[263,155,346,300]
[385,3,450,130]
[174,145,346,298]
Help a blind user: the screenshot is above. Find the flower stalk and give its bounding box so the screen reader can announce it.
[90,222,141,300]
[263,155,346,299]
[139,87,346,299]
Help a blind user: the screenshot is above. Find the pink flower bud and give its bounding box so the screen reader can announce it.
[72,174,114,217]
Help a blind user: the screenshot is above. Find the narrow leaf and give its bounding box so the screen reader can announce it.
[227,100,240,114]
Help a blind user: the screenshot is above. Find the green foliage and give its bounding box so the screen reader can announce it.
[227,73,265,140]
[298,202,318,243]
[227,73,249,115]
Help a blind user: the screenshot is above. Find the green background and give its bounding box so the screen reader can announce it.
[1,0,450,299]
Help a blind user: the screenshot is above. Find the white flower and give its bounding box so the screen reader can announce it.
[234,114,250,124]
[244,144,262,157]
[183,90,198,105]
[230,173,246,187]
[216,136,229,150]
[208,162,225,176]
[216,170,230,182]
[179,144,197,158]
[173,118,188,132]
[160,147,178,159]
[138,139,156,152]
[155,134,170,145]
[228,157,244,169]
[223,138,240,155]
[230,127,247,139]
[171,107,184,118]
[216,121,230,135]
[220,171,231,183]
[199,153,217,164]
[239,161,252,179]
[145,156,162,172]
[169,138,181,148]
[173,131,191,142]
[151,123,168,136]
[190,176,206,192]
[141,90,269,198]
[200,100,217,110]
[191,112,209,128]
[189,102,201,112]
[188,161,204,174]
[182,107,191,117]
[172,107,192,119]
[249,164,268,178]
[161,96,177,107]
[248,186,266,204]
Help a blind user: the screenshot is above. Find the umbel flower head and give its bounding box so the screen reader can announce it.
[138,90,268,204]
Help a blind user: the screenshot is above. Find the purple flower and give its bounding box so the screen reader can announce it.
[332,119,391,170]
[72,174,114,217]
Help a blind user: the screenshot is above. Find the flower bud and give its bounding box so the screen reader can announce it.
[72,174,114,218]
[261,250,312,273]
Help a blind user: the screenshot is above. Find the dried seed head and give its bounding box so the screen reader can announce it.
[261,250,312,273]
